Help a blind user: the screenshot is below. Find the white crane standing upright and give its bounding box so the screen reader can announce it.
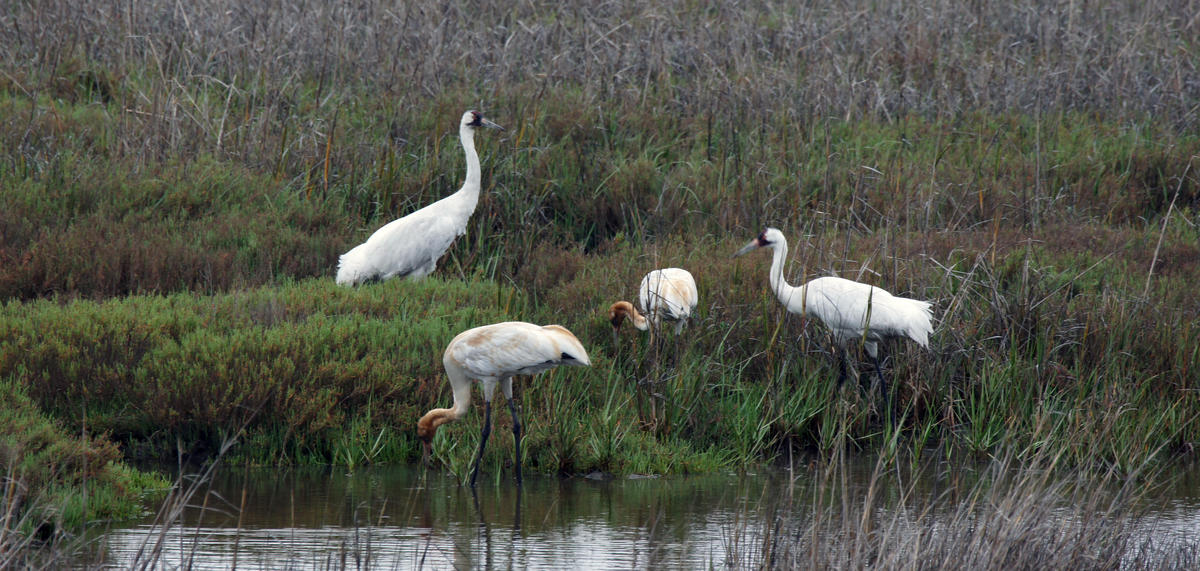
[336,110,504,285]
[417,321,591,487]
[608,267,699,341]
[734,227,933,405]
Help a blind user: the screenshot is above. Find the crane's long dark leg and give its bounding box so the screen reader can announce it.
[470,400,493,488]
[509,395,523,486]
[869,351,894,419]
[834,343,868,399]
[502,377,523,486]
[835,344,849,388]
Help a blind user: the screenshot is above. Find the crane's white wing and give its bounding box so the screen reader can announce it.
[638,268,698,321]
[801,277,932,345]
[336,193,473,284]
[448,322,589,381]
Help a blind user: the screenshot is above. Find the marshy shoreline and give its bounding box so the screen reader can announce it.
[2,0,1199,567]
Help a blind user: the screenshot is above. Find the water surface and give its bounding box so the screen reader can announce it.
[90,458,1200,569]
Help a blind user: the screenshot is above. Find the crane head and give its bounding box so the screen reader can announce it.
[417,411,450,464]
[610,300,647,345]
[608,301,631,334]
[463,110,505,131]
[417,421,435,463]
[734,228,775,257]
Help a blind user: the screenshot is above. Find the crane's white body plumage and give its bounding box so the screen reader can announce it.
[609,268,699,336]
[774,275,931,358]
[638,268,699,333]
[417,321,590,486]
[336,110,502,286]
[443,321,591,404]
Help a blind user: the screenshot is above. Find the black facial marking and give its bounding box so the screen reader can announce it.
[468,111,484,127]
[561,352,575,361]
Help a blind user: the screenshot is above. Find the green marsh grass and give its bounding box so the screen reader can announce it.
[0,278,524,465]
[0,382,167,567]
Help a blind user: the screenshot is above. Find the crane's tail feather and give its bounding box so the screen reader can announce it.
[898,298,934,348]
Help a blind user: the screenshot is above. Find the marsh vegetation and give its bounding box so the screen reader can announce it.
[2,0,1199,566]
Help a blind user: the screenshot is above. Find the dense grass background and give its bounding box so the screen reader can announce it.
[2,0,1199,544]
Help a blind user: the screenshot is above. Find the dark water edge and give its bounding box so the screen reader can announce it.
[79,457,1200,569]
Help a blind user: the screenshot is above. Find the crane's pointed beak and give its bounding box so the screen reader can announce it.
[733,240,760,258]
[481,117,504,131]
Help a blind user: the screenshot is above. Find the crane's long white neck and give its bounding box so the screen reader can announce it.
[417,363,474,437]
[628,307,650,331]
[442,365,474,419]
[459,123,482,205]
[768,238,805,313]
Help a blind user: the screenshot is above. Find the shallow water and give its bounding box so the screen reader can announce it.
[88,458,1200,569]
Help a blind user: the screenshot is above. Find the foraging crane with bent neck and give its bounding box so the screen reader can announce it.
[336,110,503,285]
[417,321,591,487]
[609,267,699,341]
[734,227,933,405]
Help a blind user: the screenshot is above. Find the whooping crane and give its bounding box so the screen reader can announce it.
[733,227,932,405]
[608,268,699,341]
[335,110,504,285]
[417,321,591,487]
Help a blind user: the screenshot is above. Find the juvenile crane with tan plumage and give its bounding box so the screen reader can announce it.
[734,227,933,405]
[336,110,503,285]
[608,268,699,341]
[417,321,591,487]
